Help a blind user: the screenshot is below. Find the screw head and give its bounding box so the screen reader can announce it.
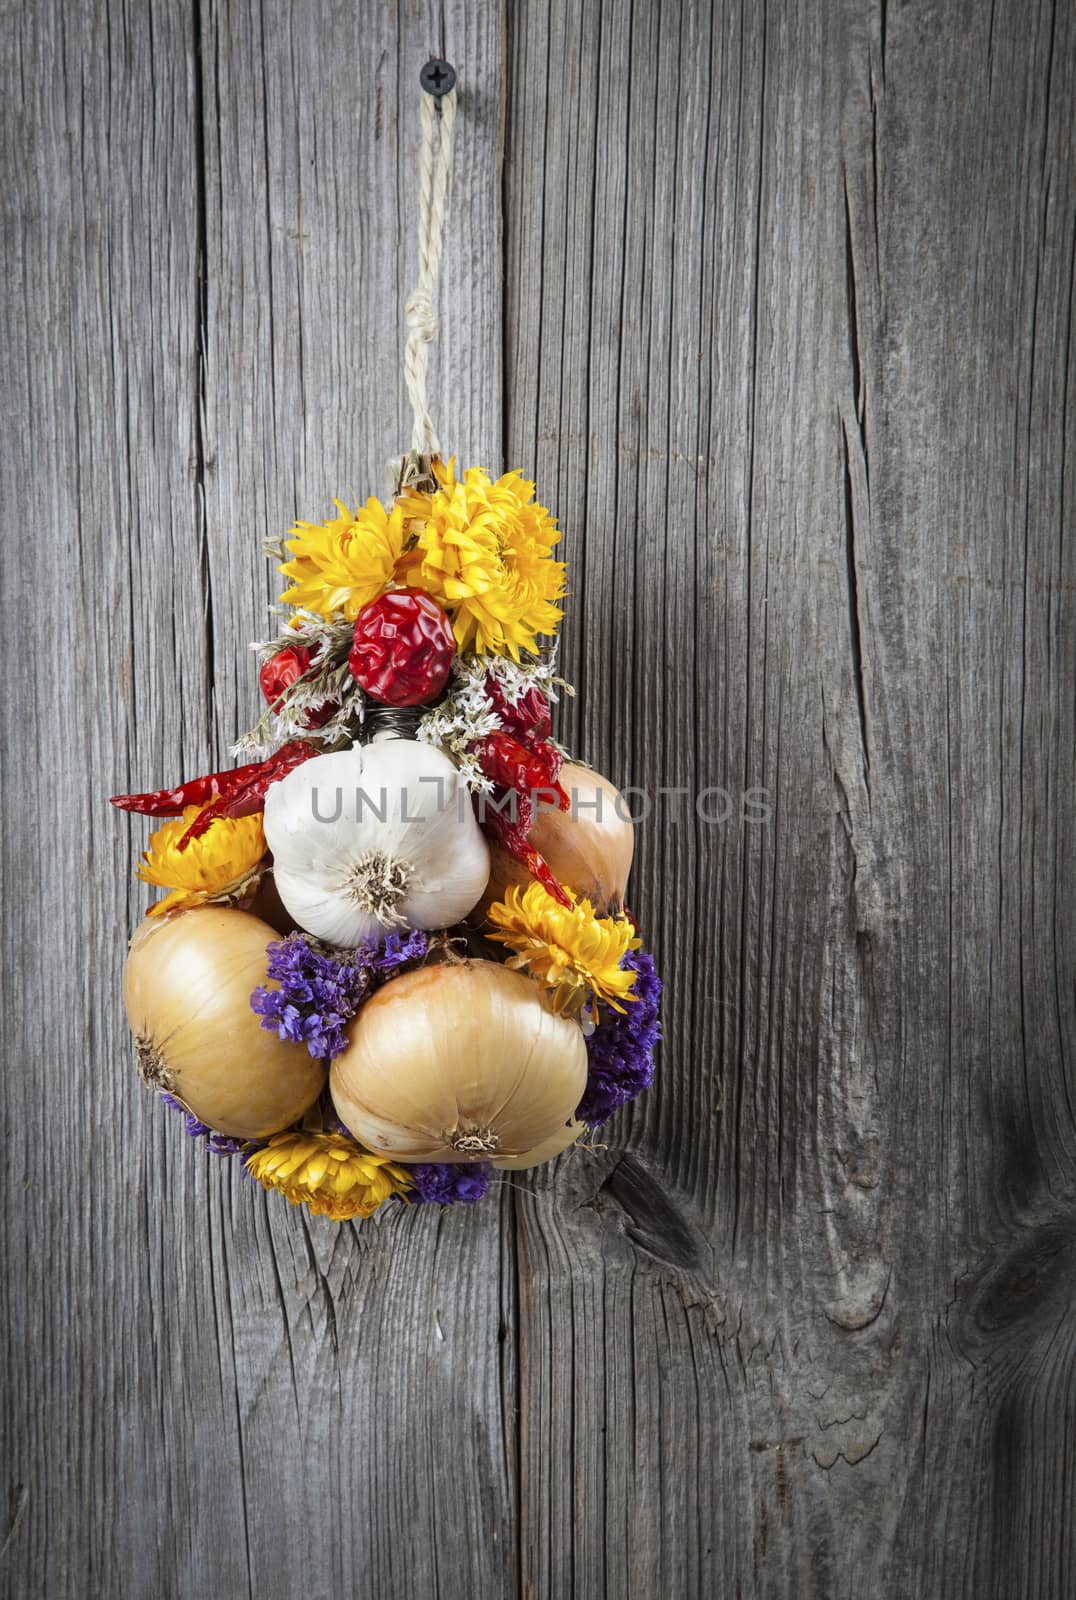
[420,58,456,97]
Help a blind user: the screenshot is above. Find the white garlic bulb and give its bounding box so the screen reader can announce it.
[263,739,490,946]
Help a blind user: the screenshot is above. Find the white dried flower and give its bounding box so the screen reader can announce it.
[414,649,574,794]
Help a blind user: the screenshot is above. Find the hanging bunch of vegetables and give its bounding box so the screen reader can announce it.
[113,60,663,1224]
[113,453,661,1223]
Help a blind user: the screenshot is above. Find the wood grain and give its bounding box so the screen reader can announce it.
[505,0,1075,1594]
[1,0,1073,1596]
[1,4,513,1598]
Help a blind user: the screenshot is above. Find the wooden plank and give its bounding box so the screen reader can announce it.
[0,2,512,1596]
[3,0,1073,1595]
[505,0,1075,1595]
[0,6,237,1597]
[193,5,511,1588]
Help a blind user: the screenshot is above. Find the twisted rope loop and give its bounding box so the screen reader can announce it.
[403,86,457,457]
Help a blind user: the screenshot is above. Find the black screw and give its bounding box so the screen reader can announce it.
[420,58,456,97]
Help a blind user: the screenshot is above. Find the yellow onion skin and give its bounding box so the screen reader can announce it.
[493,1118,583,1171]
[124,906,326,1139]
[330,960,587,1163]
[476,762,635,918]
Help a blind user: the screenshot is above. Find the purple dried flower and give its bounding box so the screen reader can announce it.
[575,948,662,1127]
[250,929,431,1060]
[159,1093,249,1157]
[369,927,430,974]
[410,1163,493,1205]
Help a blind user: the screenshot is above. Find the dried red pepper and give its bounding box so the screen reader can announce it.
[259,646,338,729]
[110,740,322,849]
[176,741,323,848]
[483,678,553,747]
[349,589,456,706]
[471,731,572,907]
[473,730,568,810]
[111,758,270,818]
[479,805,573,908]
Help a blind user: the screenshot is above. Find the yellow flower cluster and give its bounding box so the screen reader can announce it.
[136,805,266,917]
[279,497,410,622]
[399,460,566,657]
[486,881,641,1017]
[246,1131,414,1221]
[277,460,566,658]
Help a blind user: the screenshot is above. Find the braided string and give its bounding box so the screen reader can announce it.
[403,85,457,456]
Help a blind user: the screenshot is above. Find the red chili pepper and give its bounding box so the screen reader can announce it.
[484,678,554,747]
[479,803,573,908]
[259,646,338,730]
[260,645,313,708]
[175,741,322,848]
[470,732,572,906]
[473,731,568,808]
[111,740,322,849]
[111,756,276,818]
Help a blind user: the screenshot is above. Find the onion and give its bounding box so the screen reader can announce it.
[330,960,587,1162]
[493,1118,583,1170]
[124,906,326,1139]
[478,762,634,917]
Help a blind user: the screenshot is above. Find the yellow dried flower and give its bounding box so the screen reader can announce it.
[398,459,566,658]
[278,497,410,620]
[486,881,641,1016]
[246,1131,413,1221]
[136,805,266,917]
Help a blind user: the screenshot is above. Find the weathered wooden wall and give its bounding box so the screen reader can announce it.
[1,1,1073,1596]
